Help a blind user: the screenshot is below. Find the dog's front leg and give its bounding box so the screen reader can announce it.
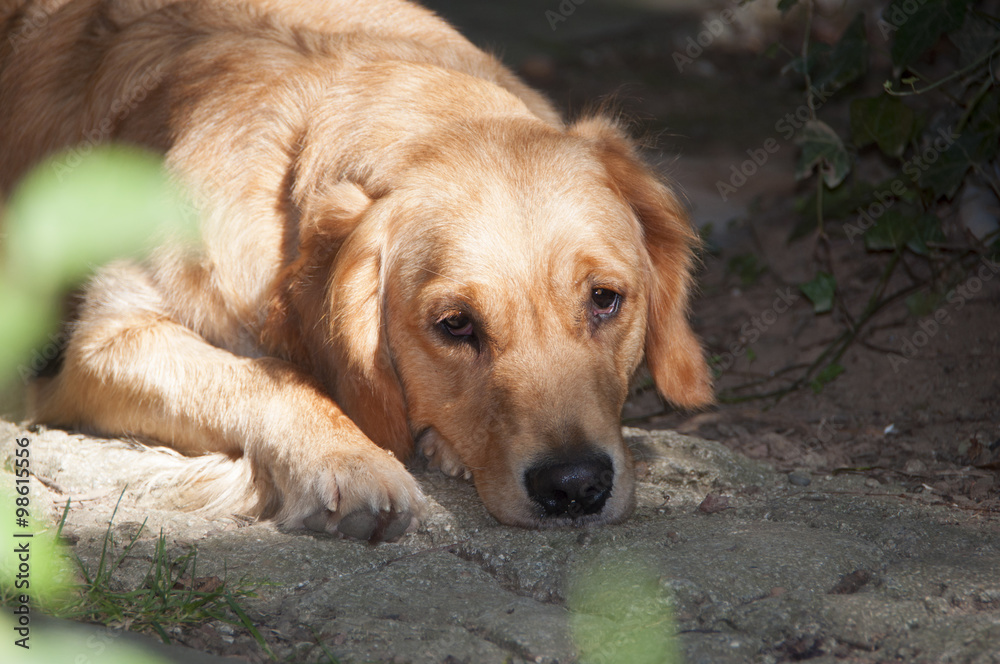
[30,262,423,542]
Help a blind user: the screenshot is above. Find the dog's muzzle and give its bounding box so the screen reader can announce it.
[524,452,614,519]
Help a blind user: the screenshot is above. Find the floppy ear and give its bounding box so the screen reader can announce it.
[325,194,413,459]
[571,117,713,408]
[266,180,413,458]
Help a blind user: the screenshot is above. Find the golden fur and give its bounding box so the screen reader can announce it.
[1,0,712,541]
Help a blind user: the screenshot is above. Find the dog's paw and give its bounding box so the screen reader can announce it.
[418,429,470,480]
[281,448,425,543]
[303,507,416,542]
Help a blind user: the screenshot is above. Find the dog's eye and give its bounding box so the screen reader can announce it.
[440,313,474,338]
[591,288,621,318]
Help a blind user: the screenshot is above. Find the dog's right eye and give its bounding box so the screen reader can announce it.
[440,313,474,339]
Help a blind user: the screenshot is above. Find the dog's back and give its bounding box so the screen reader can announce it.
[0,0,558,191]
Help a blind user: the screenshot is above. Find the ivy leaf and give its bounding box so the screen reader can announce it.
[790,180,882,242]
[863,207,916,251]
[862,207,943,255]
[884,0,968,69]
[799,272,836,314]
[949,10,1000,68]
[905,213,946,256]
[917,131,997,200]
[796,120,851,188]
[850,95,918,158]
[812,13,868,94]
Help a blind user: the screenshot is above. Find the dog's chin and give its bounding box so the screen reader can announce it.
[477,474,637,530]
[498,505,636,530]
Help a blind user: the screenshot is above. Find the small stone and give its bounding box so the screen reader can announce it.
[788,472,812,487]
[698,493,731,513]
[829,569,872,595]
[903,459,927,475]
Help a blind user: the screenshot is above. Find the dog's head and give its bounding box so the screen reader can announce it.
[292,113,711,528]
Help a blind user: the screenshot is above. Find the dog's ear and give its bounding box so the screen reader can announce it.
[571,117,713,408]
[270,180,413,458]
[322,186,414,459]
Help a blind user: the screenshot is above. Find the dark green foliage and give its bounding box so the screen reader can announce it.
[885,0,969,68]
[849,96,919,158]
[799,271,836,313]
[722,0,998,401]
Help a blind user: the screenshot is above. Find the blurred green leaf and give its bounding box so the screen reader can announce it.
[799,272,836,313]
[850,95,918,157]
[1,145,196,384]
[778,0,800,13]
[1,491,76,608]
[4,146,195,295]
[0,285,59,382]
[796,120,851,188]
[570,555,680,664]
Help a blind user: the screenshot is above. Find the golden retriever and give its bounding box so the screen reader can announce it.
[0,0,712,541]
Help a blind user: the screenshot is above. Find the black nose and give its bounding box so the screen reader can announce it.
[524,453,614,518]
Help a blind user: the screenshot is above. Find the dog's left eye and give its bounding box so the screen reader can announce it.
[591,288,621,318]
[441,313,475,338]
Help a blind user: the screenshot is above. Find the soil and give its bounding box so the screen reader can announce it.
[3,1,999,663]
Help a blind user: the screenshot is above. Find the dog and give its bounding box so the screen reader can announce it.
[0,0,712,542]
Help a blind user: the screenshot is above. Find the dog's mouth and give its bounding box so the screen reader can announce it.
[414,427,634,528]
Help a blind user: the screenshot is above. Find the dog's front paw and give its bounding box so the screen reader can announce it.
[280,447,425,543]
